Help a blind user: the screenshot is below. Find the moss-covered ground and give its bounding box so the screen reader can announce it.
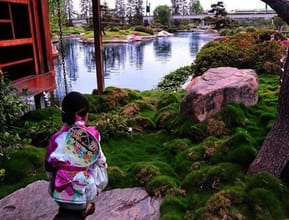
[1,74,288,219]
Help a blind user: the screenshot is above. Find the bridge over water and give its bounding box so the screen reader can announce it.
[143,12,277,23]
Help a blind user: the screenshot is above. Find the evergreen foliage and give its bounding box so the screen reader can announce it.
[194,31,286,76]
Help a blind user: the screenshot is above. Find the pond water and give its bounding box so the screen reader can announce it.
[53,31,217,99]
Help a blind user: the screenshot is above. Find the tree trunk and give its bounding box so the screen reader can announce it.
[247,0,289,176]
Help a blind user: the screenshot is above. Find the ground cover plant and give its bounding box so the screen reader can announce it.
[1,27,289,218]
[1,73,287,219]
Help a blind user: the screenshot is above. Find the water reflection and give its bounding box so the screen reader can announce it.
[153,37,171,59]
[189,32,201,55]
[53,32,217,99]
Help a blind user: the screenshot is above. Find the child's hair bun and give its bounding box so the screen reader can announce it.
[62,111,76,125]
[61,91,89,125]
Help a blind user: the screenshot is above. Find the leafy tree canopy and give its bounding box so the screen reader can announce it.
[153,5,172,27]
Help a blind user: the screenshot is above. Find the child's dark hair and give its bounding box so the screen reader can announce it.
[61,91,89,125]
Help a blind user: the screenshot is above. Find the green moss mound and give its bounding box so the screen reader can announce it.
[2,73,289,219]
[0,146,46,198]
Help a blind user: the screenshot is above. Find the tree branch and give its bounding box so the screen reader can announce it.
[261,0,289,24]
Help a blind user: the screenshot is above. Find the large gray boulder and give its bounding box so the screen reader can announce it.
[0,180,162,220]
[180,67,258,122]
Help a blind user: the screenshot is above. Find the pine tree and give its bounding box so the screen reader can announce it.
[65,0,74,25]
[115,0,126,23]
[80,0,92,25]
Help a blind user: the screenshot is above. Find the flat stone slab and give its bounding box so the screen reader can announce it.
[0,180,162,220]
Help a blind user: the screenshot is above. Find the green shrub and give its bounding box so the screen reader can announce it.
[111,26,120,32]
[255,40,284,75]
[134,26,154,35]
[157,65,193,91]
[194,31,285,76]
[0,79,29,157]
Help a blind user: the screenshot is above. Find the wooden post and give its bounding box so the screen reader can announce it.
[92,0,104,94]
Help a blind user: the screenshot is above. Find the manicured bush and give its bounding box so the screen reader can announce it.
[134,26,154,35]
[194,31,286,76]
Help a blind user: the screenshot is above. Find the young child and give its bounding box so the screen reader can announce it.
[45,91,108,219]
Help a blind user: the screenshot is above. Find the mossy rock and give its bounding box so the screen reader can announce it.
[133,100,155,111]
[160,195,188,216]
[127,161,177,186]
[246,188,284,220]
[174,120,208,143]
[163,138,192,157]
[85,94,110,113]
[159,213,184,220]
[146,175,179,197]
[87,87,143,113]
[208,128,257,166]
[246,172,289,208]
[127,162,161,186]
[182,163,242,192]
[127,115,156,131]
[219,103,247,129]
[103,87,143,106]
[219,145,256,169]
[224,127,256,147]
[155,110,179,129]
[202,187,246,219]
[106,166,126,189]
[156,92,181,111]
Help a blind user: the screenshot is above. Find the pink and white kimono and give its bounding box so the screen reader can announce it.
[45,120,107,209]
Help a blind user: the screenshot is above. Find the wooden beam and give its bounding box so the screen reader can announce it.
[92,0,104,94]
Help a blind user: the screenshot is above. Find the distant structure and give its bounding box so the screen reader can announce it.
[143,10,277,24]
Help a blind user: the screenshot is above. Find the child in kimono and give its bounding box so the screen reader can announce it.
[45,91,108,219]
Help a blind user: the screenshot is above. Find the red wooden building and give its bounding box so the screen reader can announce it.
[0,0,55,108]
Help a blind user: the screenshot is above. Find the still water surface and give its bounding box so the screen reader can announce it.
[53,32,217,99]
